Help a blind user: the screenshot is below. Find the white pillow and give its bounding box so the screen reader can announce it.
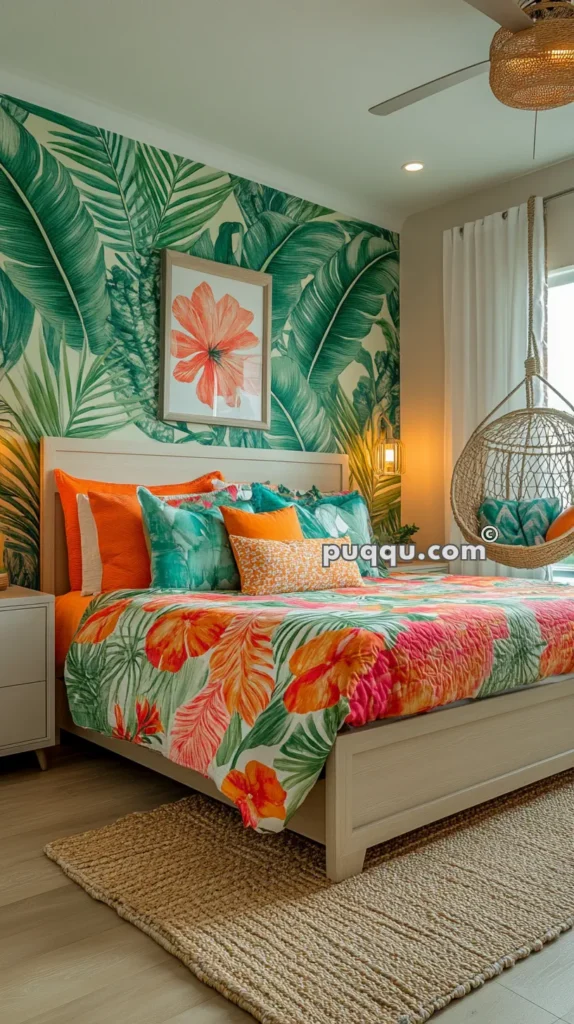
[77,493,102,595]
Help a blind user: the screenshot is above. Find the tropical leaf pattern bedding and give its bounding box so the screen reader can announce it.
[64,573,574,831]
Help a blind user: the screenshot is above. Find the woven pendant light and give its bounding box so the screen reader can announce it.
[451,197,574,570]
[490,1,574,111]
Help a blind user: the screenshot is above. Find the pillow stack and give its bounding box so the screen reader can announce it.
[56,469,375,596]
[139,494,364,595]
[54,468,224,595]
[250,483,387,577]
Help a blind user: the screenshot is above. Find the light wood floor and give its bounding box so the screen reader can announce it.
[1,742,573,1024]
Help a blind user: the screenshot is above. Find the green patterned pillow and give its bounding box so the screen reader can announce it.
[251,484,387,577]
[479,497,560,547]
[251,483,324,537]
[138,488,252,590]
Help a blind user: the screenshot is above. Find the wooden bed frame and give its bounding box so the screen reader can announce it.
[41,437,574,882]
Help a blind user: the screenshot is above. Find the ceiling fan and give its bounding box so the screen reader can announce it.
[370,0,574,116]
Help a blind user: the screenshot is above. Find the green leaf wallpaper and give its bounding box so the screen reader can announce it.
[0,94,400,588]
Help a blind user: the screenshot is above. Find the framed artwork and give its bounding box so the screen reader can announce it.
[160,249,272,430]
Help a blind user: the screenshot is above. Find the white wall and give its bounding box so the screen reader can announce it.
[401,157,574,551]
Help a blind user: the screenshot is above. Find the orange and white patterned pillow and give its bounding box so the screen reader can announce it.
[229,535,364,595]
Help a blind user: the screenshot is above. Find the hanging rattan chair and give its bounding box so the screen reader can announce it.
[451,198,574,571]
[451,362,574,569]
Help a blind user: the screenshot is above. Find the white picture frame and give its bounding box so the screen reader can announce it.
[160,249,272,430]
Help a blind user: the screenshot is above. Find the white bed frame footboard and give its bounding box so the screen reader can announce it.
[42,438,574,882]
[325,676,574,879]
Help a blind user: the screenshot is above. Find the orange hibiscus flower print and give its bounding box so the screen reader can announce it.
[171,281,260,409]
[284,628,386,714]
[75,599,132,645]
[145,608,234,672]
[221,760,287,828]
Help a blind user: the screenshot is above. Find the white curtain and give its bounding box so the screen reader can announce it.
[443,197,548,579]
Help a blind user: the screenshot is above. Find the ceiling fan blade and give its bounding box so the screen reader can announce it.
[461,0,532,30]
[369,61,490,116]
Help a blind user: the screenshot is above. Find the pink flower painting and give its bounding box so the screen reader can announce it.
[171,281,260,410]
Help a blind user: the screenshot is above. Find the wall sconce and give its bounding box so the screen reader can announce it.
[374,414,405,477]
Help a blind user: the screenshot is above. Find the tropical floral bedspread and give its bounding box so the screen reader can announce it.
[65,574,574,831]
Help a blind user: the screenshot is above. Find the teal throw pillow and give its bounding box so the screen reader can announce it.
[138,487,252,590]
[479,496,560,547]
[517,498,561,545]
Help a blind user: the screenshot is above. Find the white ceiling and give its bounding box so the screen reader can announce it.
[2,0,574,228]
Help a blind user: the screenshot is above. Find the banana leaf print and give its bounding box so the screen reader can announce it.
[190,222,244,265]
[0,95,29,124]
[0,268,34,376]
[9,99,148,255]
[242,212,346,342]
[232,177,331,227]
[275,703,348,816]
[269,357,336,452]
[0,105,112,355]
[289,231,400,392]
[0,92,401,586]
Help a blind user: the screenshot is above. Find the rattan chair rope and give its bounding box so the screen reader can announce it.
[451,197,574,570]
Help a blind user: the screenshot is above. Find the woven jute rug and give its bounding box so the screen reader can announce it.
[45,770,574,1024]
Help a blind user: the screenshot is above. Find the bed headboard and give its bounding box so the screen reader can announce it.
[40,436,349,595]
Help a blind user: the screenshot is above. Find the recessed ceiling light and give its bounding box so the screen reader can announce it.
[402,161,424,172]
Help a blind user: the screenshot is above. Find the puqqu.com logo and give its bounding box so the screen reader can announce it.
[480,526,500,543]
[322,540,488,568]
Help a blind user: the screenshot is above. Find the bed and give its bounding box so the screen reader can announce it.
[42,436,574,882]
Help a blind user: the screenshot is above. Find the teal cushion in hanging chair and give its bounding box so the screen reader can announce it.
[479,497,561,547]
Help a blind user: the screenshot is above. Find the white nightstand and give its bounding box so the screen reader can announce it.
[0,586,55,770]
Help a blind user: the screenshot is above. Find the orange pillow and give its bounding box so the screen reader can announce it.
[229,535,364,595]
[54,468,223,590]
[546,505,574,542]
[88,491,151,591]
[220,504,303,541]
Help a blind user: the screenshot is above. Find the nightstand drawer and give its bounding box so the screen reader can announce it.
[0,681,47,747]
[0,607,46,688]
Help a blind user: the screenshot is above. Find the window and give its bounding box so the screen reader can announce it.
[548,268,574,577]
